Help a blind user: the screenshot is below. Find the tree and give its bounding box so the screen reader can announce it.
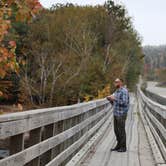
[0,0,42,97]
[18,3,143,107]
[143,45,166,81]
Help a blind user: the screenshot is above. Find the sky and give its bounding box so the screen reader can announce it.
[39,0,166,46]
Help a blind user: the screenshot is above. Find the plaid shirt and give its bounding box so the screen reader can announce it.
[113,87,130,116]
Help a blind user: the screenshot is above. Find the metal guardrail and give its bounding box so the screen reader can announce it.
[0,99,112,166]
[137,87,166,164]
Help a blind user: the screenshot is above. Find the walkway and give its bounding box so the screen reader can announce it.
[80,95,155,166]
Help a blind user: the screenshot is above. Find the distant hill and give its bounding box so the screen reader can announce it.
[143,45,166,82]
[143,45,166,69]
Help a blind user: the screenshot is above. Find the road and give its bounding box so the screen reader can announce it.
[147,81,166,98]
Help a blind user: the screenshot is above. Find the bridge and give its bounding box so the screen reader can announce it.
[0,86,165,166]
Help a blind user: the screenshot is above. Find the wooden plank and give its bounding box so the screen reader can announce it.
[50,121,63,159]
[0,105,111,166]
[128,103,140,166]
[25,127,42,166]
[0,99,109,122]
[76,97,154,166]
[62,118,75,164]
[144,108,166,161]
[145,107,166,140]
[66,111,113,166]
[138,108,156,166]
[138,88,166,119]
[45,109,111,166]
[138,97,165,165]
[40,124,54,165]
[0,101,110,139]
[138,89,166,161]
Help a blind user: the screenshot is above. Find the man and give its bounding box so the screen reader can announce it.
[107,78,130,152]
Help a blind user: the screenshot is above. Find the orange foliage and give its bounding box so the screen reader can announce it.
[0,0,42,94]
[0,0,42,77]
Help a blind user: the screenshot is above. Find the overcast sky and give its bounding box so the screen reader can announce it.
[39,0,166,46]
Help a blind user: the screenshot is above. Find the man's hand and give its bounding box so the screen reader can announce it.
[106,95,115,101]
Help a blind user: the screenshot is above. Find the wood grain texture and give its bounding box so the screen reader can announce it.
[0,99,109,139]
[0,105,111,166]
[79,96,155,166]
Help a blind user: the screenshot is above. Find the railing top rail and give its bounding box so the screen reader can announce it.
[0,98,108,122]
[138,86,166,118]
[0,98,110,139]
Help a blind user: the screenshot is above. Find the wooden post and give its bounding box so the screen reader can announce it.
[51,122,59,159]
[62,118,74,164]
[51,120,63,160]
[40,124,54,165]
[68,117,74,147]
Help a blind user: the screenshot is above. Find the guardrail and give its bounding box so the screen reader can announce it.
[137,86,166,164]
[0,99,112,166]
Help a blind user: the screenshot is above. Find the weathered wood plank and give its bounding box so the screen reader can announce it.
[0,100,109,139]
[139,88,166,119]
[138,96,165,165]
[143,107,166,161]
[25,127,42,166]
[145,107,166,140]
[50,121,63,159]
[45,109,111,166]
[40,124,55,165]
[0,105,111,166]
[0,99,108,122]
[128,103,140,166]
[138,87,166,162]
[66,111,113,166]
[76,96,155,166]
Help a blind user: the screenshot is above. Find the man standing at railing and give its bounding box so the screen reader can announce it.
[107,78,130,152]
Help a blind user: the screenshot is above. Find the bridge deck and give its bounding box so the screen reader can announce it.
[80,96,155,166]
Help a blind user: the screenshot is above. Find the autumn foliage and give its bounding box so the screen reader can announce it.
[0,2,143,107]
[0,0,42,96]
[0,0,42,77]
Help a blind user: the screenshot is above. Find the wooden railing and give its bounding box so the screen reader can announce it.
[0,99,112,166]
[144,89,166,106]
[137,87,166,164]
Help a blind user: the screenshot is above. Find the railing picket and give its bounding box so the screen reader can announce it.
[58,120,65,156]
[25,127,42,166]
[51,122,60,160]
[41,124,54,165]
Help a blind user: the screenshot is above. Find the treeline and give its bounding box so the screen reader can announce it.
[143,45,166,83]
[0,1,143,107]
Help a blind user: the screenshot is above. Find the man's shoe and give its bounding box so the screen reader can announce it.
[117,148,126,152]
[110,147,120,151]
